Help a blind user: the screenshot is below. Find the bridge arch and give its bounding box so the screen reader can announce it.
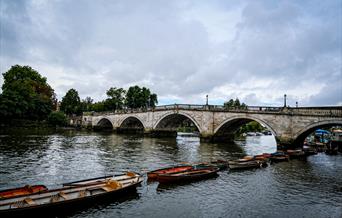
[153,112,202,132]
[213,115,277,142]
[118,116,145,129]
[294,120,342,145]
[95,117,114,130]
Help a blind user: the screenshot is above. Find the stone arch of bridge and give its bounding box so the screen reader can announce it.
[294,120,342,145]
[96,117,114,129]
[153,111,202,132]
[118,116,146,129]
[214,115,277,138]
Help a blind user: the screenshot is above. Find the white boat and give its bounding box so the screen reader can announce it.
[0,172,143,217]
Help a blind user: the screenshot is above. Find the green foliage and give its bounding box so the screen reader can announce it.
[104,87,126,111]
[224,98,247,109]
[0,65,55,121]
[125,85,158,109]
[48,111,67,126]
[89,101,104,112]
[81,96,94,112]
[236,121,265,135]
[60,89,82,115]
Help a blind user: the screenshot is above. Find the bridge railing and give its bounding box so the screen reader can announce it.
[83,104,342,117]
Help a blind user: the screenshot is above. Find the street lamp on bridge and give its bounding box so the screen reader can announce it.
[284,94,287,107]
[206,95,208,105]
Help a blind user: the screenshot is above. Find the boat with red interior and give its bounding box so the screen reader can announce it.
[0,185,48,199]
[156,167,219,183]
[147,165,193,180]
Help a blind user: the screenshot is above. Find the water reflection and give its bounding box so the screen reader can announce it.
[0,130,341,218]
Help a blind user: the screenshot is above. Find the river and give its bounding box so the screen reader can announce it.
[0,130,341,218]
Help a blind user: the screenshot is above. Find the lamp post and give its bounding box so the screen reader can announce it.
[206,95,208,105]
[284,94,287,107]
[296,101,298,108]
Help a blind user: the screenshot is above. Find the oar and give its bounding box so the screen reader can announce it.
[63,174,139,187]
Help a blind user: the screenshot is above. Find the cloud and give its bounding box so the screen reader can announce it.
[0,0,341,106]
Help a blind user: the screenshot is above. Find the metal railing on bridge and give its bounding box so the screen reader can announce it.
[83,104,342,117]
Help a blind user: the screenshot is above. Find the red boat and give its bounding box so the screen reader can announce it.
[156,167,219,183]
[0,185,48,199]
[147,165,193,180]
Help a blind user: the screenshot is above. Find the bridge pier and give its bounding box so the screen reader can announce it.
[149,129,177,138]
[116,127,144,134]
[199,132,235,143]
[275,136,298,150]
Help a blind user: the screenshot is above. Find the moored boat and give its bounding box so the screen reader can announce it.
[193,160,228,171]
[254,153,271,161]
[228,160,262,170]
[269,152,289,162]
[0,185,48,199]
[63,172,139,187]
[287,149,306,159]
[0,172,143,217]
[147,165,193,180]
[303,146,318,156]
[156,167,219,183]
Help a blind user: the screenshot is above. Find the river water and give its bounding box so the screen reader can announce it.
[0,130,341,218]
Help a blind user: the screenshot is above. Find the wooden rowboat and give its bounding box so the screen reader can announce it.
[0,172,143,217]
[228,160,262,170]
[156,167,219,183]
[63,171,139,187]
[269,152,289,162]
[147,165,193,180]
[0,185,48,199]
[193,160,228,171]
[286,149,306,159]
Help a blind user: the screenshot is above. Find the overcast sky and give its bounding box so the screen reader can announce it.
[0,0,341,106]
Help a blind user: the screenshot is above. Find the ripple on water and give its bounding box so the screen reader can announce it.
[0,132,341,218]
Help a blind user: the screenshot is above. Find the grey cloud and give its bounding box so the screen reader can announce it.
[0,0,340,105]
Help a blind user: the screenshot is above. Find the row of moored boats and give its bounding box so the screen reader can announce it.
[0,148,316,217]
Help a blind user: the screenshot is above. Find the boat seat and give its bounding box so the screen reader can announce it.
[101,186,114,192]
[50,192,68,203]
[24,198,36,205]
[101,180,122,192]
[58,191,68,200]
[79,190,87,197]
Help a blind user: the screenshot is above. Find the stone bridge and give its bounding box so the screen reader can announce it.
[81,104,342,147]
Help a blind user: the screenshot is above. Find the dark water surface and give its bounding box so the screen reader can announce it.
[0,130,341,218]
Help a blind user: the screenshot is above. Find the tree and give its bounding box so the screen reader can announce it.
[104,87,125,111]
[48,111,67,126]
[125,85,158,109]
[81,96,94,112]
[224,98,247,110]
[60,89,82,115]
[149,93,158,107]
[0,65,55,120]
[91,101,106,112]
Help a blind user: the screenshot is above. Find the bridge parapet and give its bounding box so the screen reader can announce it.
[83,104,342,117]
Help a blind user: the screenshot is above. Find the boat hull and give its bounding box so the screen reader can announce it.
[228,161,261,170]
[147,166,193,180]
[194,160,228,171]
[0,184,140,218]
[0,174,143,218]
[156,168,219,183]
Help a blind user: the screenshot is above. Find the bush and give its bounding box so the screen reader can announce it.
[48,111,67,126]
